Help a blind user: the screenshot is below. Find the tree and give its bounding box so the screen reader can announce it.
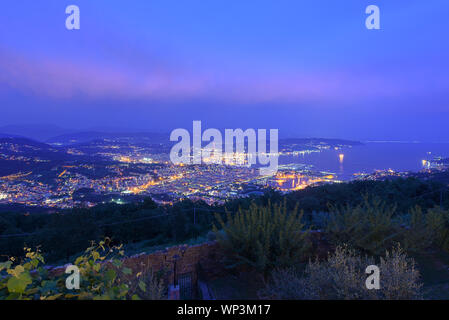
[214,200,311,274]
[326,196,399,255]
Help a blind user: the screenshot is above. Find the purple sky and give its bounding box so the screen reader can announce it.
[1,0,449,141]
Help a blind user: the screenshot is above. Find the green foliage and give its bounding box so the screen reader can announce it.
[131,270,166,300]
[1,177,447,264]
[401,206,449,253]
[401,206,438,252]
[214,200,311,273]
[327,196,399,255]
[260,244,423,300]
[0,247,61,300]
[0,238,166,300]
[326,195,449,255]
[0,199,217,263]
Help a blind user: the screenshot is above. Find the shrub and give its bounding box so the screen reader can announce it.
[400,206,449,253]
[425,207,449,251]
[326,197,399,255]
[128,270,166,300]
[401,206,437,252]
[260,244,422,300]
[378,245,422,300]
[214,200,311,274]
[0,238,166,300]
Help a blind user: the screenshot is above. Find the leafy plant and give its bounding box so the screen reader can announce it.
[400,206,449,253]
[326,196,399,255]
[214,200,311,274]
[0,238,166,300]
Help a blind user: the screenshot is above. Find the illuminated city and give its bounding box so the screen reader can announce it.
[1,0,449,305]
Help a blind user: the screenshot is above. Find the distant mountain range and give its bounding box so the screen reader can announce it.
[0,136,74,162]
[0,124,170,146]
[0,133,22,138]
[0,136,55,150]
[0,134,363,178]
[0,124,75,141]
[46,131,169,145]
[0,137,72,177]
[0,124,363,148]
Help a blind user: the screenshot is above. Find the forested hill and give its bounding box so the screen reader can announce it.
[0,175,448,263]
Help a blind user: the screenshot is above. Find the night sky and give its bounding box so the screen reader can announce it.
[0,0,448,141]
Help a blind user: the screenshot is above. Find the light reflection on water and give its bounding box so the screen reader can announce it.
[279,142,449,181]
